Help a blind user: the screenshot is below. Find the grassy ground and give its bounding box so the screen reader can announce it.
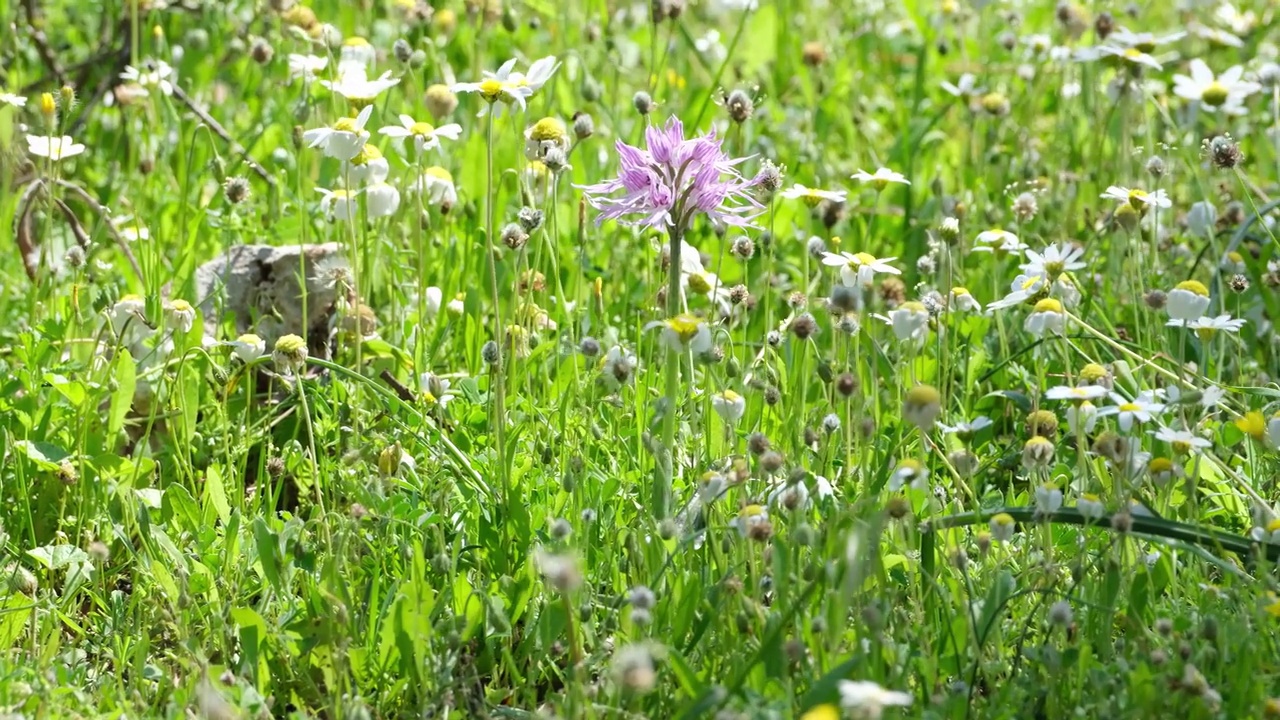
[3,0,1280,717]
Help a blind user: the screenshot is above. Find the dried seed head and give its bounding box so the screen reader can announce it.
[501,222,529,250]
[1229,274,1249,293]
[393,38,413,64]
[425,84,459,119]
[725,89,754,124]
[572,111,594,139]
[224,176,251,204]
[747,432,770,456]
[1204,135,1243,170]
[482,340,501,365]
[1048,599,1074,628]
[1094,11,1114,39]
[730,236,755,259]
[1145,155,1165,178]
[802,41,826,66]
[1012,192,1038,222]
[250,37,275,65]
[633,91,654,116]
[760,450,785,473]
[728,284,749,305]
[806,235,828,258]
[790,313,819,340]
[1143,289,1167,310]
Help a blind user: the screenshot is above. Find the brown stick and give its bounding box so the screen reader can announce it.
[169,83,277,188]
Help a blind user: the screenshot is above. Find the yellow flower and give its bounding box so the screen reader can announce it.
[1236,410,1267,441]
[800,705,839,720]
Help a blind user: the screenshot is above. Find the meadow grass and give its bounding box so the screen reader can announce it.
[3,0,1280,718]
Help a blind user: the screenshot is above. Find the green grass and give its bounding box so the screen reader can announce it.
[4,0,1280,717]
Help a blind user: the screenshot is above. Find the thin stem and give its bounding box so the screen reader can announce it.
[657,224,685,519]
[484,107,512,512]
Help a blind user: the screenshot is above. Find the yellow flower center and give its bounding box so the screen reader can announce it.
[478,78,504,99]
[410,121,435,136]
[902,301,928,314]
[1148,457,1174,474]
[1127,189,1150,208]
[905,384,940,405]
[1020,276,1042,292]
[952,287,970,296]
[425,166,453,182]
[666,314,702,342]
[1267,519,1280,533]
[721,389,742,403]
[1081,493,1100,502]
[1175,280,1209,297]
[687,272,713,295]
[530,117,566,142]
[169,299,192,313]
[237,333,262,345]
[333,117,359,132]
[351,144,382,166]
[740,504,765,518]
[1033,298,1063,314]
[853,252,878,266]
[344,36,371,47]
[275,334,307,355]
[1235,410,1267,440]
[1118,402,1141,412]
[1202,81,1230,106]
[992,513,1014,526]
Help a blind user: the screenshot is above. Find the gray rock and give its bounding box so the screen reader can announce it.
[192,243,349,358]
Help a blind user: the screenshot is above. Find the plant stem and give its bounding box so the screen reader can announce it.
[657,224,684,519]
[484,108,512,512]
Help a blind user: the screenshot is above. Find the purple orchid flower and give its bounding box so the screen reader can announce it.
[576,116,762,231]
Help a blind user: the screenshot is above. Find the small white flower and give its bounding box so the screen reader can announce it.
[410,167,459,210]
[1153,426,1212,450]
[379,114,463,153]
[1108,27,1186,51]
[730,504,769,537]
[301,105,374,161]
[651,314,713,355]
[26,134,86,161]
[877,301,930,343]
[987,273,1048,311]
[317,187,360,222]
[320,67,400,104]
[1035,484,1063,514]
[889,459,928,492]
[120,60,175,95]
[287,54,328,81]
[1173,59,1259,113]
[1183,313,1246,335]
[230,333,266,363]
[1099,392,1165,432]
[338,37,377,70]
[1095,46,1164,70]
[1066,401,1099,435]
[423,287,443,317]
[767,479,810,511]
[851,167,910,187]
[163,299,197,333]
[822,251,901,288]
[0,92,27,107]
[1023,298,1067,338]
[971,228,1026,255]
[418,372,453,407]
[711,389,747,425]
[1165,281,1211,322]
[838,680,913,715]
[1021,242,1086,278]
[1045,385,1109,402]
[1076,494,1106,520]
[365,181,401,218]
[949,287,982,312]
[938,416,993,437]
[1101,185,1172,210]
[780,184,847,205]
[452,56,559,114]
[941,73,984,98]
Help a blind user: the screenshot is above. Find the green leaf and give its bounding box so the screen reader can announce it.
[27,544,89,570]
[666,649,707,699]
[43,373,85,406]
[205,465,232,525]
[14,440,69,471]
[108,352,136,437]
[253,518,283,589]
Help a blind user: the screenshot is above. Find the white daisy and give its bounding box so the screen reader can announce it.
[1107,27,1186,52]
[1172,59,1259,113]
[1185,313,1246,336]
[0,92,27,107]
[26,134,86,161]
[1024,298,1067,337]
[711,389,747,424]
[987,273,1048,311]
[821,251,901,288]
[1020,242,1085,278]
[379,114,463,153]
[1153,426,1212,450]
[301,105,373,161]
[365,181,401,219]
[317,187,360,222]
[1101,185,1172,210]
[287,54,328,82]
[1165,280,1211,322]
[1096,46,1164,71]
[1099,391,1165,432]
[937,416,993,437]
[1045,385,1109,402]
[876,301,930,343]
[949,287,982,312]
[941,73,984,98]
[838,680,913,715]
[120,60,175,95]
[779,184,847,205]
[888,459,929,491]
[320,67,400,104]
[410,167,458,211]
[851,167,910,187]
[972,228,1026,254]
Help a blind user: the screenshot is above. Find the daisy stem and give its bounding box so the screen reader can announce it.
[484,107,512,516]
[657,224,685,520]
